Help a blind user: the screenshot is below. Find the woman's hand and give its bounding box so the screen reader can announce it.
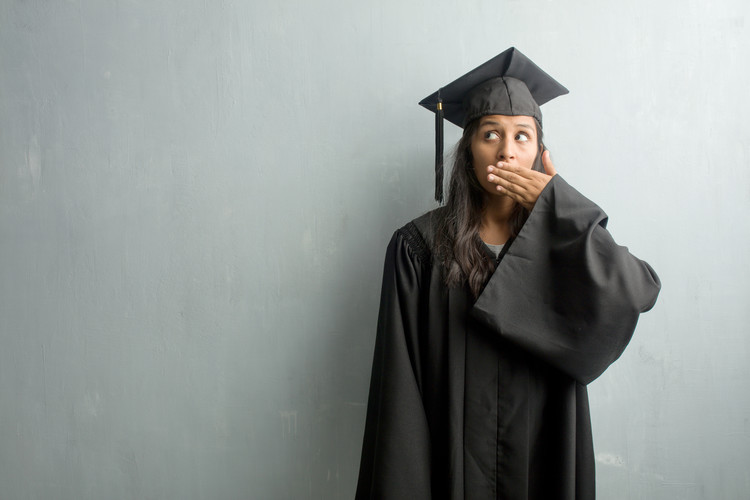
[486,150,558,210]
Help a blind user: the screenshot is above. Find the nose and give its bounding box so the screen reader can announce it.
[497,139,515,161]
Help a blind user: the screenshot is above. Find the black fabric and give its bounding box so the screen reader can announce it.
[462,76,541,127]
[355,176,661,499]
[418,47,568,129]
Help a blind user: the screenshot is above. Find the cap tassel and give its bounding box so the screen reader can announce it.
[435,91,444,204]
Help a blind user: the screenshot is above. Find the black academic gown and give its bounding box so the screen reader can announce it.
[355,175,661,500]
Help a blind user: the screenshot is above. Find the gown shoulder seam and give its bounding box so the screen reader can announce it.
[397,221,432,264]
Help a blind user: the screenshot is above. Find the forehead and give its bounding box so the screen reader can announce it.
[478,114,536,128]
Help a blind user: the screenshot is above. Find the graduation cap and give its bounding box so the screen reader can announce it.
[419,47,568,203]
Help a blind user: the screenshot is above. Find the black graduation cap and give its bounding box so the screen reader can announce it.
[419,47,568,203]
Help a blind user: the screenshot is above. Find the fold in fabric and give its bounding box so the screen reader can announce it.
[356,176,660,499]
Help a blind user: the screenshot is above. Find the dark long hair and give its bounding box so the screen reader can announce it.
[435,117,545,298]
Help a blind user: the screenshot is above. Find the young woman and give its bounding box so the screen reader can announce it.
[356,48,661,500]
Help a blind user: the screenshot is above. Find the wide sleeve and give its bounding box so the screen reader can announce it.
[470,175,661,385]
[355,230,432,500]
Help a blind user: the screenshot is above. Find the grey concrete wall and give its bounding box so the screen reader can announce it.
[1,1,748,498]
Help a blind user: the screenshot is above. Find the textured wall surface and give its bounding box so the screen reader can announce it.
[1,1,748,498]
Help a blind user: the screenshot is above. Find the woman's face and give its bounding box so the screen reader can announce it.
[470,114,540,197]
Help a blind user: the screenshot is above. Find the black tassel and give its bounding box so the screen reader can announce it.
[435,90,444,204]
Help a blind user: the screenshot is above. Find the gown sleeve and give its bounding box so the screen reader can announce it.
[470,175,661,385]
[355,230,433,500]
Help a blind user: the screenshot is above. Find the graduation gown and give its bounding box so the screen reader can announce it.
[355,175,661,500]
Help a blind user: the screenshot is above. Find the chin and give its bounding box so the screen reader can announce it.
[480,184,505,198]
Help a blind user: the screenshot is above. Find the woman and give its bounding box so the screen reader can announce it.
[356,48,661,500]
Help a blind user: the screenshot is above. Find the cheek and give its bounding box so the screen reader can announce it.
[520,145,540,168]
[471,154,496,193]
[470,145,489,181]
[472,162,484,184]
[470,141,493,168]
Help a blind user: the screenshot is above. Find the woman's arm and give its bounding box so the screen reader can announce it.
[470,173,661,385]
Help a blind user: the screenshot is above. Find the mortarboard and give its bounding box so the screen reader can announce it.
[419,47,568,203]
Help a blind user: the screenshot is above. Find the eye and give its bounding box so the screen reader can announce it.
[484,131,500,141]
[515,132,530,142]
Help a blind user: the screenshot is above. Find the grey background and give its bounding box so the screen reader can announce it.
[1,0,748,499]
